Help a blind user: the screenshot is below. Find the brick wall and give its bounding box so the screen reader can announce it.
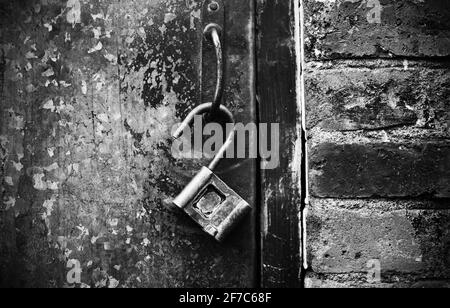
[303,0,450,288]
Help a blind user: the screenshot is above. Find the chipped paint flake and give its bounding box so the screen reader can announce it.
[44,23,53,32]
[43,197,57,218]
[5,176,14,186]
[25,52,38,59]
[25,62,32,71]
[33,173,59,191]
[92,27,102,39]
[42,68,55,77]
[159,24,167,35]
[48,147,56,158]
[164,13,177,23]
[60,81,72,88]
[47,181,59,191]
[108,278,119,288]
[88,41,103,54]
[33,173,47,190]
[13,160,23,172]
[81,80,88,95]
[66,0,81,26]
[44,162,59,172]
[43,99,56,112]
[142,238,150,247]
[91,13,104,21]
[4,197,16,210]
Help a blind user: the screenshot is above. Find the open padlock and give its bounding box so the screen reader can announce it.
[172,103,252,242]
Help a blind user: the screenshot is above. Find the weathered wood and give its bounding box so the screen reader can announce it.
[256,0,303,288]
[0,0,256,288]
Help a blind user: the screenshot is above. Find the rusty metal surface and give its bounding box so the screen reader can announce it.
[0,0,256,288]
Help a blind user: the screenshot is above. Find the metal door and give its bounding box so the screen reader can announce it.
[0,0,256,288]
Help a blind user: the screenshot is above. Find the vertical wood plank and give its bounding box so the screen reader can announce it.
[256,0,303,288]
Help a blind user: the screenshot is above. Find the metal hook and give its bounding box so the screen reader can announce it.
[204,23,224,117]
[173,103,235,171]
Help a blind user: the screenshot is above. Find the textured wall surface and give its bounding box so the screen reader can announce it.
[0,0,256,288]
[304,0,450,288]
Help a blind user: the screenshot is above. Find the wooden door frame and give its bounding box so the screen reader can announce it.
[256,0,304,288]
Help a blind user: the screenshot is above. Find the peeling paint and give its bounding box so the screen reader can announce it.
[4,197,16,210]
[33,173,47,191]
[67,0,82,26]
[88,41,103,54]
[42,197,57,224]
[5,176,14,186]
[1,0,254,288]
[43,99,56,112]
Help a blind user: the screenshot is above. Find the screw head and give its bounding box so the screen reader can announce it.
[208,1,219,12]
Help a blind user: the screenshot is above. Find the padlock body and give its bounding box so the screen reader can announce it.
[173,167,251,242]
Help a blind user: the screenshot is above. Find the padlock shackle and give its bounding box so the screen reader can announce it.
[208,127,235,171]
[173,102,236,171]
[173,103,234,139]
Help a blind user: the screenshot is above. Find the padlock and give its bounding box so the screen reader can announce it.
[172,103,252,242]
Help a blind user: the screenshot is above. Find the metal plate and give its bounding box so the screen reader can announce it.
[0,0,256,288]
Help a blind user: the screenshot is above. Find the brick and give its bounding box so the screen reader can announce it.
[305,273,450,288]
[305,275,395,288]
[306,66,450,132]
[304,0,450,60]
[307,199,450,278]
[309,143,450,198]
